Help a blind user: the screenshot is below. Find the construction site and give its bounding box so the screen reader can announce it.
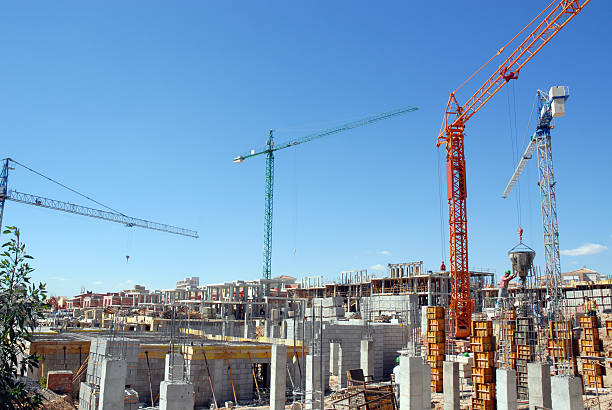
[1,0,610,409]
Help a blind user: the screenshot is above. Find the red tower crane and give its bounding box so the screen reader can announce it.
[437,0,591,338]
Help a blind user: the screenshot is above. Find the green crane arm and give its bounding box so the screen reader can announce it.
[233,105,419,163]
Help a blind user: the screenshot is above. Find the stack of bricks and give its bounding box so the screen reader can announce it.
[547,321,577,375]
[514,316,536,400]
[580,316,604,388]
[426,306,445,393]
[471,320,495,410]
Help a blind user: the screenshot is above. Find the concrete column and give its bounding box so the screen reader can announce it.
[306,354,323,410]
[337,343,351,388]
[243,322,255,339]
[422,361,431,410]
[528,363,551,410]
[99,358,127,410]
[551,376,583,410]
[399,356,423,410]
[329,343,339,376]
[496,368,518,410]
[360,340,374,378]
[159,381,195,410]
[271,344,287,410]
[443,361,459,410]
[165,353,185,382]
[421,309,428,337]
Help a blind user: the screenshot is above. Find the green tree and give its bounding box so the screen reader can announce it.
[0,227,47,408]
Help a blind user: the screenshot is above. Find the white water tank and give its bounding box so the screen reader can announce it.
[549,86,569,117]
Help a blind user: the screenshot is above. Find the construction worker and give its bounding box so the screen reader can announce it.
[584,296,598,318]
[393,357,401,401]
[496,270,517,309]
[533,300,544,327]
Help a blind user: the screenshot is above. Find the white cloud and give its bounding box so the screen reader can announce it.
[126,279,134,284]
[571,261,579,265]
[50,276,66,281]
[93,281,104,285]
[378,250,391,255]
[560,243,608,257]
[370,264,386,271]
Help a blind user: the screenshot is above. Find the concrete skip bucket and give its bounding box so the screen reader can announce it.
[508,243,535,280]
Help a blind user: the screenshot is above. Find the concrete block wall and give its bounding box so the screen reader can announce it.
[78,382,99,410]
[86,338,139,386]
[133,351,166,405]
[360,295,419,323]
[282,319,405,386]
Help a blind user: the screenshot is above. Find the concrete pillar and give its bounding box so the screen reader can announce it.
[551,375,583,410]
[270,344,287,410]
[496,368,518,410]
[165,353,185,382]
[99,358,127,410]
[443,361,459,410]
[360,340,374,378]
[159,381,195,410]
[421,309,428,337]
[305,354,323,410]
[337,343,350,388]
[330,343,339,376]
[528,363,551,410]
[243,322,255,339]
[422,361,431,410]
[399,356,423,410]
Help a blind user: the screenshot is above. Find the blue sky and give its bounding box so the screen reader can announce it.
[0,1,610,297]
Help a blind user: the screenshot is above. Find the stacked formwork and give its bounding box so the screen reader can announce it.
[514,316,536,400]
[580,316,605,388]
[426,306,445,393]
[471,320,495,410]
[498,310,516,370]
[547,321,577,375]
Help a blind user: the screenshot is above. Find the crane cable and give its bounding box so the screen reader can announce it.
[436,148,446,266]
[8,158,127,217]
[506,84,522,231]
[523,94,538,244]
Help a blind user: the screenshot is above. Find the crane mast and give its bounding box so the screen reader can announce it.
[438,0,590,338]
[0,158,198,238]
[235,105,419,283]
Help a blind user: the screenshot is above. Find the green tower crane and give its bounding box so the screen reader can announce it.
[233,105,418,284]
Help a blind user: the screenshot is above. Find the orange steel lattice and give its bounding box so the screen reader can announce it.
[437,0,591,339]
